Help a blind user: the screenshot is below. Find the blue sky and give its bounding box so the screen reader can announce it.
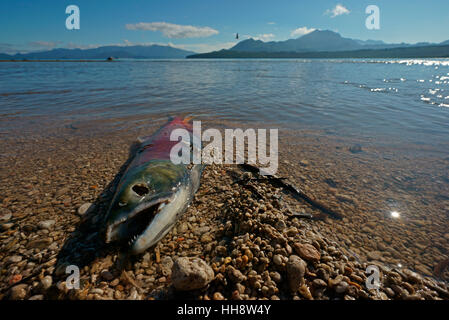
[1,0,448,54]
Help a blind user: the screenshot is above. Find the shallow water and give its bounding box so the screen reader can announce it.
[1,59,449,141]
[0,59,448,281]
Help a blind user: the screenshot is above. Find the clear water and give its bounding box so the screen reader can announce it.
[1,59,449,149]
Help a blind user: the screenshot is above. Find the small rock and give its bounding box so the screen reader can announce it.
[142,253,151,262]
[40,275,53,291]
[402,269,422,284]
[128,288,139,300]
[236,283,245,294]
[270,271,282,283]
[273,254,283,266]
[160,256,174,277]
[200,233,213,243]
[231,290,241,300]
[215,246,227,256]
[0,222,14,231]
[349,144,362,153]
[110,279,120,287]
[299,284,313,300]
[28,295,44,300]
[177,223,188,233]
[367,251,382,261]
[213,292,225,300]
[193,226,210,236]
[91,288,104,295]
[171,257,214,291]
[38,220,55,230]
[312,279,327,288]
[274,220,286,231]
[286,255,306,293]
[293,243,321,262]
[227,266,246,283]
[78,203,93,216]
[335,281,349,294]
[0,212,12,221]
[100,270,114,281]
[414,264,432,276]
[9,284,28,300]
[7,255,22,264]
[28,238,52,249]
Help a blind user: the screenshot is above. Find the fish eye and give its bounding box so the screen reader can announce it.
[132,184,150,196]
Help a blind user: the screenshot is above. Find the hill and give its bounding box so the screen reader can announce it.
[188,44,449,59]
[0,45,195,60]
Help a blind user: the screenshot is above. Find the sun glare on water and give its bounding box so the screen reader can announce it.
[390,210,401,219]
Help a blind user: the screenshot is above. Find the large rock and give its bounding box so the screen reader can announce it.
[171,257,214,291]
[293,243,321,262]
[286,255,306,293]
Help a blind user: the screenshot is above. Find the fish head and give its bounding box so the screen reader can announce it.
[104,160,188,250]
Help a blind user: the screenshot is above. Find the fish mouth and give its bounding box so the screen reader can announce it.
[105,196,172,247]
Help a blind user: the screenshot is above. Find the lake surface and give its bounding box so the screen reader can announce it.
[1,59,449,280]
[1,59,449,145]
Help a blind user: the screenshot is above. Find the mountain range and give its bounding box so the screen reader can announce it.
[0,45,195,60]
[2,30,449,60]
[229,30,443,53]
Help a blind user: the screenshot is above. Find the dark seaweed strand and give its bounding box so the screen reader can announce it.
[238,163,343,220]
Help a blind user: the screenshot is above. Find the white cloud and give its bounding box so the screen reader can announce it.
[125,22,219,39]
[248,33,275,41]
[64,42,100,50]
[267,22,276,25]
[325,4,350,18]
[290,27,316,38]
[29,41,62,49]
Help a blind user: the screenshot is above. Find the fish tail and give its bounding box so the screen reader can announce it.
[169,116,193,124]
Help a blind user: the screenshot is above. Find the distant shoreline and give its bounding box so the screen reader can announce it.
[188,44,449,59]
[0,59,117,62]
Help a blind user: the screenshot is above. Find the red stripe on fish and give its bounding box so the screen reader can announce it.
[134,117,193,167]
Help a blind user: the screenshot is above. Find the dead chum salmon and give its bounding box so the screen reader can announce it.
[104,117,203,254]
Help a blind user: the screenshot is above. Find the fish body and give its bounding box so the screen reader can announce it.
[105,117,203,254]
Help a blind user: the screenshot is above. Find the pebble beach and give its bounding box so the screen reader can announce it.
[1,116,448,301]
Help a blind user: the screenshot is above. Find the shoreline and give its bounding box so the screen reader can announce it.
[0,120,448,300]
[0,60,116,63]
